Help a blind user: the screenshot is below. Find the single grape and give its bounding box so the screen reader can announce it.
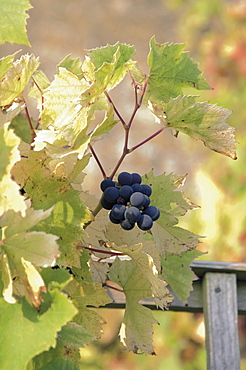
[100,179,115,191]
[120,219,135,230]
[130,192,146,208]
[118,171,132,186]
[109,212,121,224]
[111,204,126,220]
[131,173,142,184]
[101,196,115,210]
[143,194,150,209]
[143,206,160,221]
[125,206,141,223]
[137,214,153,231]
[131,183,142,193]
[141,184,152,196]
[104,186,120,202]
[119,185,133,200]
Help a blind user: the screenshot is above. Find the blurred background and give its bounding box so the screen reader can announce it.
[1,0,246,368]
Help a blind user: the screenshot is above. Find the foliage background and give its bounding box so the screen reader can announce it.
[1,0,246,368]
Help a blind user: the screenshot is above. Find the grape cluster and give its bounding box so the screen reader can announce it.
[100,171,160,231]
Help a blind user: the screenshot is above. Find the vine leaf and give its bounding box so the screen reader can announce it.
[58,54,83,80]
[147,36,211,103]
[0,0,32,46]
[0,54,40,106]
[64,252,112,344]
[160,250,204,303]
[1,253,17,304]
[108,258,159,355]
[0,270,77,370]
[150,95,237,159]
[0,52,19,77]
[87,42,136,91]
[91,104,119,137]
[104,233,172,309]
[39,67,90,155]
[89,259,109,284]
[0,124,26,216]
[0,207,60,308]
[142,170,202,257]
[11,150,92,267]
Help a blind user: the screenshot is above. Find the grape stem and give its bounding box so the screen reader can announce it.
[104,91,127,128]
[23,101,36,149]
[105,283,123,293]
[81,245,123,256]
[90,74,166,215]
[88,143,107,179]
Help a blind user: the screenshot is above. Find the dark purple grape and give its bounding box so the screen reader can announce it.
[101,196,115,210]
[131,183,142,193]
[110,204,126,220]
[141,184,152,196]
[119,185,133,201]
[143,206,160,221]
[130,192,146,208]
[125,207,141,223]
[143,194,150,209]
[104,187,120,202]
[118,172,132,186]
[120,219,135,230]
[131,173,142,184]
[137,214,153,231]
[100,179,115,191]
[109,212,121,224]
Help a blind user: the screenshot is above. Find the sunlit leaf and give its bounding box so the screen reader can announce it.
[0,54,40,106]
[58,55,83,79]
[109,258,158,355]
[87,42,136,90]
[0,291,77,369]
[142,170,202,256]
[150,95,237,159]
[147,36,211,103]
[0,124,26,216]
[0,0,32,46]
[160,250,204,303]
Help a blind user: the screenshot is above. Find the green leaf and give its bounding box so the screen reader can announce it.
[0,52,20,77]
[160,250,204,303]
[104,228,172,309]
[150,95,237,160]
[62,251,112,344]
[58,322,94,349]
[0,54,40,106]
[147,37,211,103]
[87,42,136,90]
[12,151,92,266]
[0,102,25,127]
[58,55,83,79]
[0,207,60,308]
[0,0,32,46]
[38,67,91,156]
[108,258,158,355]
[0,124,26,216]
[91,104,119,137]
[28,70,50,101]
[39,358,80,370]
[9,114,33,143]
[142,171,202,256]
[0,292,77,370]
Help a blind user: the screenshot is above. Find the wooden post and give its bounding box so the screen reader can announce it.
[202,272,240,370]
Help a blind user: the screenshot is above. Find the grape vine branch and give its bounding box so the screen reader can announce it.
[0,1,237,367]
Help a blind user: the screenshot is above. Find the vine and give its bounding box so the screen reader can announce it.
[0,1,237,369]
